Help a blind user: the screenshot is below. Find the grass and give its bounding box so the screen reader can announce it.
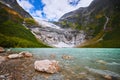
[0,3,50,48]
[0,20,50,48]
[24,18,38,26]
[78,12,120,48]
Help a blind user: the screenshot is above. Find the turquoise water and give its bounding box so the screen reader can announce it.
[11,48,120,80]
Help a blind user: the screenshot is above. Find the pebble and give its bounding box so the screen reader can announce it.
[62,55,74,60]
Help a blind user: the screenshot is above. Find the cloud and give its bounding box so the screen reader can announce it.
[78,0,94,7]
[68,0,81,6]
[40,0,93,21]
[17,0,34,12]
[17,0,93,21]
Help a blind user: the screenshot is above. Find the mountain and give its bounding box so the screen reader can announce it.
[0,0,50,47]
[30,21,85,47]
[0,0,32,18]
[0,0,120,48]
[56,0,120,48]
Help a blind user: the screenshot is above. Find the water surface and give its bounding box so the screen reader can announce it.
[12,48,120,80]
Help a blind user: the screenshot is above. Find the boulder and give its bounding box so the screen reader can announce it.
[0,47,5,53]
[7,54,23,59]
[19,51,33,57]
[34,60,60,73]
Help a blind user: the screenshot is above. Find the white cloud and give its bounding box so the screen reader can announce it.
[17,0,93,21]
[31,10,48,21]
[40,0,93,21]
[17,0,34,12]
[78,0,93,7]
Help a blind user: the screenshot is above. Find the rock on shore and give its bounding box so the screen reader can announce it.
[34,60,60,74]
[0,56,7,64]
[7,54,23,59]
[0,47,5,53]
[19,51,33,57]
[7,51,33,59]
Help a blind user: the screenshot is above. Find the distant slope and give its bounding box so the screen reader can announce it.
[0,2,50,47]
[0,0,32,18]
[56,0,120,48]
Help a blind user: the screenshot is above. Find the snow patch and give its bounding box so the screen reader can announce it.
[35,19,61,29]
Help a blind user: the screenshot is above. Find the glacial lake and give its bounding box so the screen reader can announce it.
[11,48,120,80]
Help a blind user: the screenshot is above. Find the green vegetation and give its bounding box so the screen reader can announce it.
[94,16,106,35]
[24,18,38,26]
[59,20,82,30]
[76,24,82,30]
[0,3,50,48]
[79,13,120,48]
[0,33,47,48]
[0,20,50,48]
[78,31,104,47]
[0,8,9,23]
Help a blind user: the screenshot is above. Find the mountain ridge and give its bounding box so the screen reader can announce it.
[56,0,120,48]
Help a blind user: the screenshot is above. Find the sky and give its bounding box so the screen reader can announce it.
[17,0,93,21]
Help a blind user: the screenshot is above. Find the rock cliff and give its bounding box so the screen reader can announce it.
[54,0,120,47]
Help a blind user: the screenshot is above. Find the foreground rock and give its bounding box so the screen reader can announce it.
[34,60,60,74]
[0,56,7,64]
[7,51,33,59]
[7,54,23,59]
[0,47,5,53]
[19,51,33,57]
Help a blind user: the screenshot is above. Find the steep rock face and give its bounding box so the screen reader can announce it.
[56,0,120,47]
[59,0,116,28]
[0,0,32,18]
[30,24,86,47]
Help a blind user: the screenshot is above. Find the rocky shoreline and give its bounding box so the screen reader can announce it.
[0,48,71,80]
[0,47,120,80]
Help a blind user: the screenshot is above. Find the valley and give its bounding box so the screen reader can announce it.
[0,0,120,48]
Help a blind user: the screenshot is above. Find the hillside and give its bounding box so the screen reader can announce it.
[56,0,120,48]
[0,2,49,48]
[0,0,120,48]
